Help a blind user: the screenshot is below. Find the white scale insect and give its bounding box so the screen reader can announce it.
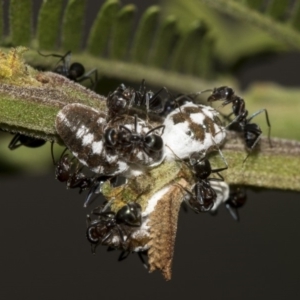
[162,102,226,159]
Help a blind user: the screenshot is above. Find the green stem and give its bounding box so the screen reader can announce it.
[0,72,299,192]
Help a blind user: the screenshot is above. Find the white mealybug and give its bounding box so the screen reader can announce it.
[162,102,226,160]
[56,103,129,175]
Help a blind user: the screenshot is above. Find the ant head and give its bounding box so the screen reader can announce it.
[107,87,133,116]
[144,134,163,152]
[208,86,234,102]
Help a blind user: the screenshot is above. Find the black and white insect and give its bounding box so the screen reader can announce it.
[56,103,165,172]
[8,133,46,150]
[207,86,272,154]
[104,114,165,165]
[183,149,228,213]
[56,103,129,175]
[86,202,142,253]
[162,102,227,160]
[38,50,98,89]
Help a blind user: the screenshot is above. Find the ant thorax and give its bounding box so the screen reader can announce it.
[162,102,226,160]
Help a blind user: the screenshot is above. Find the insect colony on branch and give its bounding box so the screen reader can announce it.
[6,51,271,278]
[54,77,272,273]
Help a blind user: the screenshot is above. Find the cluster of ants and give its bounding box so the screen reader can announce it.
[7,51,271,266]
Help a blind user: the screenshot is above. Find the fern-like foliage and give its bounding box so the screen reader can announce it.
[2,0,300,84]
[2,0,299,89]
[0,0,243,96]
[1,0,300,142]
[163,0,300,64]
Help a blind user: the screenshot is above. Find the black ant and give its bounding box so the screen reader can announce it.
[183,149,228,213]
[51,143,115,206]
[207,86,272,157]
[104,115,165,163]
[106,79,168,119]
[86,202,142,253]
[8,133,46,150]
[38,50,98,89]
[51,143,93,193]
[87,202,148,268]
[106,83,136,119]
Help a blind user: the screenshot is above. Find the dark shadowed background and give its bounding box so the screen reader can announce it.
[1,1,300,299]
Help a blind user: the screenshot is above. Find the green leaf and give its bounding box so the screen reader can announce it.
[245,0,263,10]
[290,1,300,30]
[110,4,136,60]
[86,0,120,56]
[61,0,86,52]
[266,0,290,21]
[36,0,64,50]
[9,0,32,46]
[162,0,300,65]
[169,21,209,75]
[131,6,160,64]
[196,0,300,50]
[149,15,178,68]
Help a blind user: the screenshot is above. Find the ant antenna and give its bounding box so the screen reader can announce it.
[50,142,68,165]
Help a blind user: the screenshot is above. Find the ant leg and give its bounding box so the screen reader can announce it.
[210,146,228,174]
[118,251,130,261]
[77,68,98,90]
[83,181,100,207]
[138,251,149,270]
[148,87,170,113]
[247,108,272,148]
[145,124,165,136]
[178,88,213,104]
[8,133,22,150]
[38,50,72,69]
